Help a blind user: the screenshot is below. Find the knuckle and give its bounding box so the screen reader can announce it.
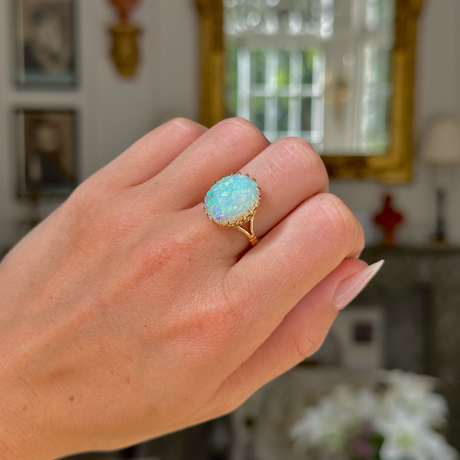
[292,329,321,360]
[170,117,207,136]
[65,185,139,244]
[65,181,102,222]
[275,137,328,187]
[313,193,360,251]
[205,387,240,418]
[218,117,267,144]
[216,393,242,417]
[276,136,313,155]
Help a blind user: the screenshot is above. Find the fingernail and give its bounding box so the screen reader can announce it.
[332,260,385,311]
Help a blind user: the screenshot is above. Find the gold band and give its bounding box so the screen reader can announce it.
[235,215,259,247]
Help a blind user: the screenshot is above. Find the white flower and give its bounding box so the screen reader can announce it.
[383,369,436,393]
[354,387,380,422]
[291,371,458,460]
[290,385,361,453]
[377,408,428,460]
[376,406,457,460]
[291,400,348,452]
[382,370,448,428]
[424,431,459,460]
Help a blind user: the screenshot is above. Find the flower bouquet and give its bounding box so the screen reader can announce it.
[290,371,458,460]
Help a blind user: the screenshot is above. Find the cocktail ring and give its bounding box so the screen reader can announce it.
[204,173,261,247]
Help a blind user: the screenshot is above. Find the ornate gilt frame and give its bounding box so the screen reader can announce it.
[196,0,423,182]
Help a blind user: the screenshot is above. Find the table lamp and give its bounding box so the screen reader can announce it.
[421,117,460,246]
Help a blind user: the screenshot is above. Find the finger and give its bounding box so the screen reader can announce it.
[140,118,270,209]
[209,258,368,413]
[232,192,365,304]
[177,137,328,260]
[223,137,329,254]
[97,118,208,188]
[220,193,364,360]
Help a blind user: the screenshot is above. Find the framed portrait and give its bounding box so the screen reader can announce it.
[14,0,77,88]
[16,109,78,198]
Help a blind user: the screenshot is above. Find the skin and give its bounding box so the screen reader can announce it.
[0,118,365,459]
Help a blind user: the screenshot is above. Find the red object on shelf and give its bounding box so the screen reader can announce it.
[109,0,140,21]
[374,195,404,246]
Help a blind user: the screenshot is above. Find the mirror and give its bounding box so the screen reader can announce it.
[224,0,394,156]
[196,0,423,181]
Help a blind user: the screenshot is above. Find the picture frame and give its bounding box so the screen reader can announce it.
[15,109,78,198]
[14,0,77,88]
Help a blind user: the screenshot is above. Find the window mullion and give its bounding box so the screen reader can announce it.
[237,47,251,121]
[289,51,302,137]
[266,51,278,141]
[312,50,325,146]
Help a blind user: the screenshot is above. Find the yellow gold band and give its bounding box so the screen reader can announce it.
[235,215,259,247]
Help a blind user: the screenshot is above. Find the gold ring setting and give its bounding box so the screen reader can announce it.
[204,173,261,247]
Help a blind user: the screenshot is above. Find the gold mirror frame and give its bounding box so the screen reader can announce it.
[196,0,423,182]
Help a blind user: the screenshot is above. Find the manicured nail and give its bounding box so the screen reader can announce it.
[332,260,385,311]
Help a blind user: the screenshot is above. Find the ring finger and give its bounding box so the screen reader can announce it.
[191,136,329,256]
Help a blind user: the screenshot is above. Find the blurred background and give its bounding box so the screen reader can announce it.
[2,0,460,459]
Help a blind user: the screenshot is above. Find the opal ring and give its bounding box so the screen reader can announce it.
[204,173,261,247]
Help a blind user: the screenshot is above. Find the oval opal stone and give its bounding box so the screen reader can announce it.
[205,174,260,225]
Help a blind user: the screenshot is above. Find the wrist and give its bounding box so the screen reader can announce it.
[0,427,33,460]
[0,440,16,460]
[0,371,62,460]
[0,399,68,460]
[0,417,62,460]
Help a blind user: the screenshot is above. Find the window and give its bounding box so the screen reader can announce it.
[227,46,325,147]
[362,45,392,154]
[362,0,395,153]
[224,0,395,155]
[225,0,331,150]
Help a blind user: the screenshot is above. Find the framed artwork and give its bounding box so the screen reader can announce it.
[14,0,77,88]
[16,109,78,197]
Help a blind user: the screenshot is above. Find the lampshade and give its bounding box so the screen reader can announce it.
[421,118,460,164]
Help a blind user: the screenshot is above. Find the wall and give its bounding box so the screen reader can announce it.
[332,0,460,246]
[1,0,459,248]
[0,0,198,247]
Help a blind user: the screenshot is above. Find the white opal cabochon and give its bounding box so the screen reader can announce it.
[205,174,260,225]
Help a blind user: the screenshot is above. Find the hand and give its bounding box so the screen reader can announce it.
[0,118,365,459]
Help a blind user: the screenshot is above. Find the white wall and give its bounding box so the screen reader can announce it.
[0,0,168,246]
[332,0,460,246]
[1,0,459,248]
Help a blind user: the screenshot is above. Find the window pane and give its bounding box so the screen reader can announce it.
[251,51,266,86]
[365,93,391,154]
[301,97,313,131]
[366,0,395,31]
[377,49,392,86]
[225,42,238,117]
[302,50,315,85]
[277,97,289,132]
[277,51,290,87]
[366,48,392,88]
[250,97,265,131]
[224,0,334,37]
